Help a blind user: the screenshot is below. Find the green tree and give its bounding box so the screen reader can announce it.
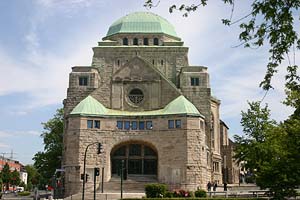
[234,101,276,170]
[234,100,300,199]
[10,169,21,188]
[1,163,11,190]
[25,165,40,190]
[33,108,63,187]
[0,177,3,191]
[144,0,300,91]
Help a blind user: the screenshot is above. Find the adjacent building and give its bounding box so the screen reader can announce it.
[0,157,27,189]
[62,12,238,196]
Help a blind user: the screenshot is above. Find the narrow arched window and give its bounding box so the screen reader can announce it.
[153,38,159,45]
[143,38,149,45]
[123,38,128,45]
[133,38,138,45]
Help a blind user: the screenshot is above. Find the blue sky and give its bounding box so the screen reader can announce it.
[0,0,295,165]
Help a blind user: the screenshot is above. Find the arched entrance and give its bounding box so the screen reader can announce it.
[111,143,157,176]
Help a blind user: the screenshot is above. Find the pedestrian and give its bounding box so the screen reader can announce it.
[224,182,227,191]
[213,181,217,191]
[207,181,212,191]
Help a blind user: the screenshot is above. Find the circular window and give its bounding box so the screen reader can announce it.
[128,88,144,104]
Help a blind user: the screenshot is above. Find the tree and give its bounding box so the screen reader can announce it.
[0,177,3,191]
[25,165,40,190]
[33,108,63,187]
[234,100,300,199]
[10,169,21,189]
[1,163,11,191]
[234,101,276,171]
[144,0,300,91]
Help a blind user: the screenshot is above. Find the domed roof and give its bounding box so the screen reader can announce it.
[105,12,178,38]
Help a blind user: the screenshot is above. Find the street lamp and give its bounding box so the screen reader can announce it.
[82,142,102,200]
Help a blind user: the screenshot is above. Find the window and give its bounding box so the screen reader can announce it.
[169,120,181,129]
[161,60,164,65]
[94,120,100,129]
[124,121,130,130]
[128,88,144,104]
[139,121,145,130]
[79,77,88,86]
[153,38,159,45]
[129,144,142,156]
[175,120,181,128]
[143,38,149,45]
[133,38,138,45]
[117,121,123,129]
[131,121,137,130]
[191,77,200,86]
[123,38,128,45]
[87,120,93,129]
[200,120,204,130]
[168,120,174,129]
[117,60,120,66]
[146,121,153,130]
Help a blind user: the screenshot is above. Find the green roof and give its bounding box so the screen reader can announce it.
[105,12,178,39]
[70,95,202,117]
[70,96,108,115]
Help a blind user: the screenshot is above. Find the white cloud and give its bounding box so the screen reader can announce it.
[0,130,41,138]
[0,143,10,148]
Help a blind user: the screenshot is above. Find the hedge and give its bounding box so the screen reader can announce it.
[124,198,264,200]
[18,191,31,196]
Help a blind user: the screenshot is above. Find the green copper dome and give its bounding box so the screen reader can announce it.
[105,12,178,38]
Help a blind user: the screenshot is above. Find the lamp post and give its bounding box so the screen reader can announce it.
[82,142,102,200]
[120,160,124,200]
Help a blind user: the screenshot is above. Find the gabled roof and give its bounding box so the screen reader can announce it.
[70,95,203,118]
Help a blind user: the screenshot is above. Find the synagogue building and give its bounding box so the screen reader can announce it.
[62,12,239,196]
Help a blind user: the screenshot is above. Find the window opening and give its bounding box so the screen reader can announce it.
[143,38,149,45]
[175,120,181,128]
[146,121,153,129]
[191,77,200,86]
[168,120,174,129]
[79,77,88,86]
[128,88,144,104]
[87,120,93,129]
[131,121,137,130]
[133,38,138,45]
[117,121,123,129]
[139,121,145,130]
[123,38,128,45]
[94,120,100,129]
[153,38,159,45]
[124,121,130,130]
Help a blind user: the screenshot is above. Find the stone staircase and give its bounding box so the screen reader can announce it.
[64,175,157,200]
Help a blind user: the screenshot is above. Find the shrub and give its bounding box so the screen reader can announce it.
[194,189,207,197]
[145,184,167,198]
[164,191,174,198]
[18,191,31,196]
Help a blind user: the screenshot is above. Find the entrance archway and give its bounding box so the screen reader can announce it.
[111,143,157,176]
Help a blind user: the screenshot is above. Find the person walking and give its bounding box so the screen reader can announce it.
[207,181,212,191]
[224,182,227,191]
[213,181,217,191]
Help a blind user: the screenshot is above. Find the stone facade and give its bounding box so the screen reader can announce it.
[62,12,238,197]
